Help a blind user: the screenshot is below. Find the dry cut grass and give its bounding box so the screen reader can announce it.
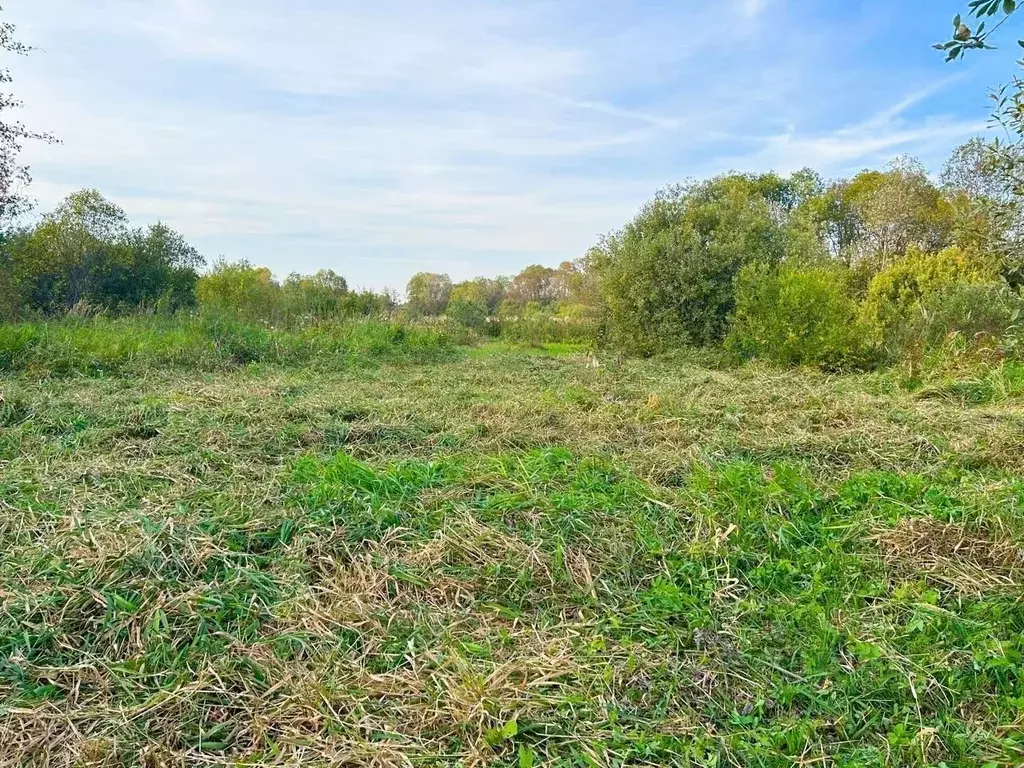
[1,343,1024,767]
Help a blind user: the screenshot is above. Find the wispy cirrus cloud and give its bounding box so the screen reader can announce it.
[5,0,1007,288]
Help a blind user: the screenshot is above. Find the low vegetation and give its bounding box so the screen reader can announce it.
[2,345,1023,766]
[0,316,459,376]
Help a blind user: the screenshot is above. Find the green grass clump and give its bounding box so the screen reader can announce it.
[1,344,1023,766]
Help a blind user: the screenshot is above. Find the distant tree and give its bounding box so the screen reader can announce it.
[843,157,953,267]
[13,189,131,309]
[196,259,279,320]
[472,277,509,314]
[4,190,205,313]
[450,277,507,314]
[0,7,57,223]
[281,269,349,321]
[446,295,488,329]
[506,264,559,306]
[405,272,452,316]
[942,138,1024,284]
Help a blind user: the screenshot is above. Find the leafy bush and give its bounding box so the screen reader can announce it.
[196,260,280,322]
[3,191,203,316]
[446,297,488,330]
[726,262,876,370]
[863,246,995,333]
[591,174,796,354]
[863,246,1018,361]
[902,281,1024,359]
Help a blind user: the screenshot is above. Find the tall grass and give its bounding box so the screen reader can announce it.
[0,314,460,375]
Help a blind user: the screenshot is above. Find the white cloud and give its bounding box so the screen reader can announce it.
[4,0,999,288]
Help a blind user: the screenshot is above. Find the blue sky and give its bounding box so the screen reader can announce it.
[7,0,1020,291]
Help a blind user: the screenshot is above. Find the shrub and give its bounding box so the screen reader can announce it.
[591,174,795,354]
[904,282,1024,354]
[726,262,876,370]
[863,246,995,334]
[196,260,280,322]
[446,297,488,330]
[863,246,1015,361]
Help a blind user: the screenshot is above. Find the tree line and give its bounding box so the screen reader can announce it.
[3,6,1024,370]
[392,141,1024,368]
[3,135,1024,372]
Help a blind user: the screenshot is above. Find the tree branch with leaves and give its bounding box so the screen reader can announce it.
[0,6,57,223]
[935,1,1019,60]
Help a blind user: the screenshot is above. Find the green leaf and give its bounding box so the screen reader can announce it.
[1005,0,1017,14]
[518,746,536,768]
[484,718,518,746]
[954,13,962,28]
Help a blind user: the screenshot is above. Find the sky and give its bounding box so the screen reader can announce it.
[5,0,1021,290]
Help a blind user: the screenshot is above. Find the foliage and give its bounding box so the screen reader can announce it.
[506,264,561,305]
[935,2,1019,61]
[405,271,452,316]
[903,280,1024,354]
[196,260,278,321]
[2,190,203,315]
[281,269,349,322]
[942,138,1024,285]
[446,295,489,330]
[0,9,58,223]
[842,157,954,268]
[863,246,1001,356]
[592,173,795,354]
[450,276,508,315]
[726,262,876,370]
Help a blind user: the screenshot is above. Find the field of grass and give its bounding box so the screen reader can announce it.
[2,339,1023,767]
[0,316,459,376]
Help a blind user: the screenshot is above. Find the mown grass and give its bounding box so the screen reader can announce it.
[1,342,1023,766]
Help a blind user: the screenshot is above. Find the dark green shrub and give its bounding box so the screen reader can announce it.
[446,298,488,330]
[591,174,796,354]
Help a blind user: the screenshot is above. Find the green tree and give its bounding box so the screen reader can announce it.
[591,172,793,353]
[11,189,131,310]
[196,260,280,320]
[2,190,204,314]
[405,272,452,316]
[941,138,1024,283]
[843,157,953,269]
[282,269,349,321]
[506,264,560,306]
[451,277,508,314]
